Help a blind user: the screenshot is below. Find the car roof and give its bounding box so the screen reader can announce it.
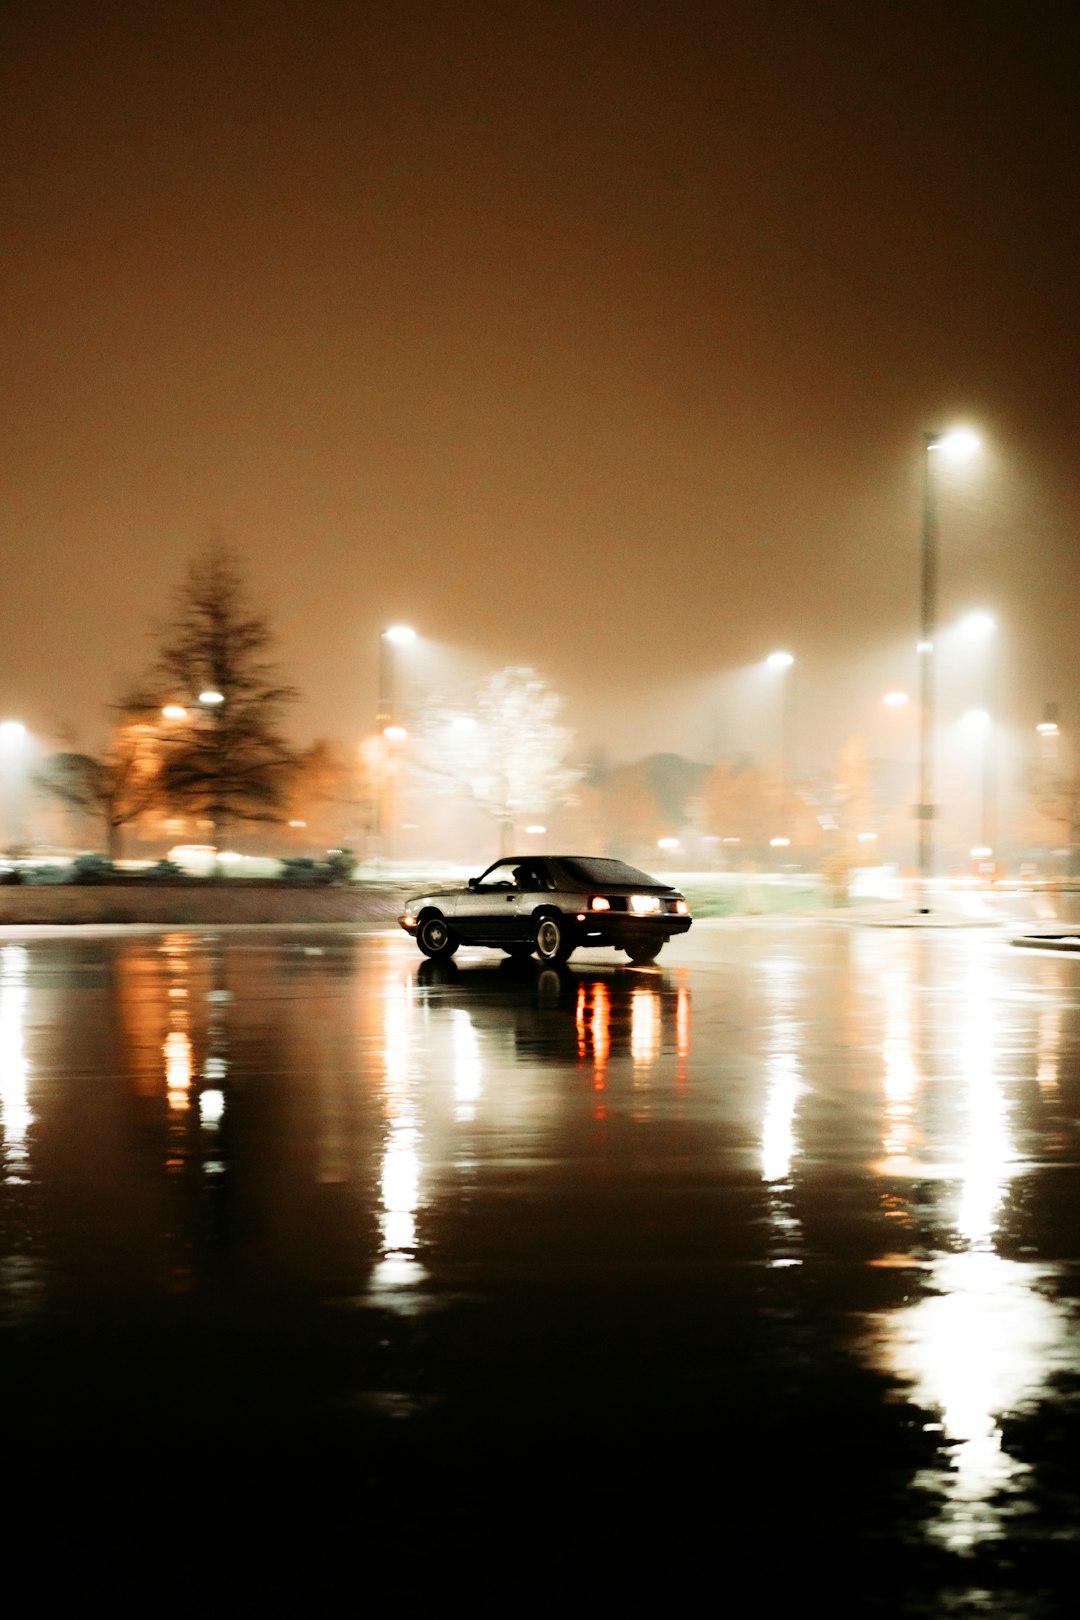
[492,855,669,885]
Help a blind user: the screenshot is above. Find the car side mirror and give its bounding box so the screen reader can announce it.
[468,877,479,891]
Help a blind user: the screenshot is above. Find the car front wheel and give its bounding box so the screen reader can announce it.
[535,914,575,964]
[417,913,459,960]
[626,940,663,964]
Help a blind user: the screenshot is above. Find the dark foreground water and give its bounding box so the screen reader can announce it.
[2,920,1079,1616]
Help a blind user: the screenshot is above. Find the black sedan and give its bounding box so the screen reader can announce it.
[399,855,692,964]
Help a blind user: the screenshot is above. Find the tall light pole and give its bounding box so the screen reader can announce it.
[766,650,795,840]
[0,720,29,852]
[373,626,415,861]
[377,624,416,731]
[916,428,979,912]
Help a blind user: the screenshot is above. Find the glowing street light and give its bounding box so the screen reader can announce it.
[916,427,981,913]
[958,610,995,640]
[198,689,225,706]
[377,624,417,730]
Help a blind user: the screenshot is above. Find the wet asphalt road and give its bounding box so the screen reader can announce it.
[2,916,1080,1616]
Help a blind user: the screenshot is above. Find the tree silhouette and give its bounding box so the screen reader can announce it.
[149,542,297,847]
[36,717,162,862]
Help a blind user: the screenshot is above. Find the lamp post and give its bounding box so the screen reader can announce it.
[377,625,416,731]
[0,719,29,851]
[916,428,979,912]
[766,650,795,843]
[373,626,415,861]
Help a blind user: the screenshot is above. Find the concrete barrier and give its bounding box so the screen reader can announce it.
[0,881,404,927]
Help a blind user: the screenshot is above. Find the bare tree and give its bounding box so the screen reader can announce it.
[36,717,162,862]
[148,542,298,846]
[417,667,580,854]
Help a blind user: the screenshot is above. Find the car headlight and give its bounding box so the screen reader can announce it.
[629,894,660,915]
[590,896,611,911]
[675,899,688,915]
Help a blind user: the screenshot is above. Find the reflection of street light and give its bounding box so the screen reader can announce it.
[916,427,981,913]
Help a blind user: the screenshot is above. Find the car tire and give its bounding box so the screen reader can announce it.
[416,913,459,960]
[535,913,575,964]
[626,940,663,964]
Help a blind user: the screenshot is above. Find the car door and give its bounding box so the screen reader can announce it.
[458,860,522,942]
[506,863,551,944]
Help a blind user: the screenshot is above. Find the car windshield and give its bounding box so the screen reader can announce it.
[560,857,664,888]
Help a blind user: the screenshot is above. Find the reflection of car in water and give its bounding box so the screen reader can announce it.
[400,855,692,965]
[416,955,690,1069]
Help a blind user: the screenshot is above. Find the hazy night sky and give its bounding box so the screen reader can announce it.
[2,0,1078,770]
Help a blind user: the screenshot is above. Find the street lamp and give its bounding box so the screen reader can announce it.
[377,625,416,731]
[1,720,31,852]
[916,427,980,912]
[372,626,416,862]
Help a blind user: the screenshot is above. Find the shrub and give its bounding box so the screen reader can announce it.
[279,856,332,885]
[324,849,357,884]
[21,864,70,885]
[142,858,185,881]
[71,853,117,884]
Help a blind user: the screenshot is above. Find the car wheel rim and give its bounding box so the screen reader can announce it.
[538,921,558,956]
[425,921,446,948]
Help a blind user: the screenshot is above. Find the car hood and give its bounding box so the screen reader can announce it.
[404,884,468,904]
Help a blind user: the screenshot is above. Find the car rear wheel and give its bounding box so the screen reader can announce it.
[626,940,663,964]
[535,914,574,964]
[417,913,459,960]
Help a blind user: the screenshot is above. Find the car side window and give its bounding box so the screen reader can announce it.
[480,863,518,890]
